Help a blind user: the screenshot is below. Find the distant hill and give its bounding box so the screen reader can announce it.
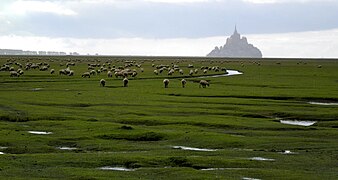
[207,27,262,58]
[0,49,79,56]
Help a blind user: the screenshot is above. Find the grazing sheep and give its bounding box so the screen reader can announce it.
[107,71,113,77]
[131,71,138,77]
[50,69,55,74]
[114,71,124,78]
[317,65,322,68]
[189,69,194,76]
[179,69,184,75]
[168,69,174,76]
[90,70,96,75]
[40,66,48,71]
[68,70,74,76]
[100,79,106,87]
[154,70,158,75]
[59,69,67,75]
[181,79,187,88]
[17,69,24,75]
[10,71,20,77]
[123,77,129,87]
[82,72,91,78]
[199,80,209,88]
[203,69,208,74]
[194,69,198,74]
[163,79,169,88]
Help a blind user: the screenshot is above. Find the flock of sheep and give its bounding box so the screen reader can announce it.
[1,59,222,88]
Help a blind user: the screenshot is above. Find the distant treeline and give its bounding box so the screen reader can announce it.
[0,49,79,56]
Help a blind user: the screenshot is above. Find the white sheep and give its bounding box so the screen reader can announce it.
[107,71,113,77]
[203,69,208,74]
[154,70,159,75]
[50,69,55,74]
[82,72,91,78]
[181,79,187,88]
[189,69,194,76]
[10,71,20,77]
[168,69,174,76]
[179,69,184,75]
[17,69,24,75]
[163,79,170,88]
[100,79,106,87]
[68,70,74,76]
[123,77,129,87]
[199,80,209,88]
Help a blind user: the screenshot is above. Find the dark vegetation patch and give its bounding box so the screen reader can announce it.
[25,102,148,108]
[119,125,134,130]
[87,118,98,122]
[0,114,67,122]
[166,157,193,167]
[98,132,164,141]
[47,140,78,148]
[0,115,29,122]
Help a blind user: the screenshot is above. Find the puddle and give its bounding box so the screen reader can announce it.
[201,168,247,171]
[198,70,243,78]
[98,166,135,171]
[231,134,245,137]
[242,177,261,180]
[280,120,317,127]
[32,88,42,91]
[279,150,297,155]
[249,157,275,161]
[233,148,254,152]
[28,131,53,135]
[308,102,338,106]
[172,146,217,152]
[0,152,4,155]
[56,147,77,150]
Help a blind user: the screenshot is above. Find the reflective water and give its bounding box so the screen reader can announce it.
[99,166,135,171]
[172,146,217,152]
[28,131,53,135]
[280,120,316,126]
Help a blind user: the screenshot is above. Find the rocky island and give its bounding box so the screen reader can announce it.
[207,27,262,58]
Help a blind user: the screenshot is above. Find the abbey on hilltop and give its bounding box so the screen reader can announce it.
[207,26,262,58]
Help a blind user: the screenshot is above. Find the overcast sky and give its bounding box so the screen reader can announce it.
[1,0,338,57]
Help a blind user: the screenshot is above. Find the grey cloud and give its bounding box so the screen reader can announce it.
[2,0,338,38]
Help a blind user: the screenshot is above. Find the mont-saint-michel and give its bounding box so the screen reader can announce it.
[207,27,263,58]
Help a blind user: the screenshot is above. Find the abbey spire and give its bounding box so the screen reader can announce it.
[207,26,262,58]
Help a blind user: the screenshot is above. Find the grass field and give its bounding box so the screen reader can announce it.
[0,55,337,179]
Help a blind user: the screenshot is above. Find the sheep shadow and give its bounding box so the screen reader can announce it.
[104,85,126,89]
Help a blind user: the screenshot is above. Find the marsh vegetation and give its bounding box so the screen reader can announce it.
[0,56,337,179]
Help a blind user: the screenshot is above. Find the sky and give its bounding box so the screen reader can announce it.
[0,0,338,58]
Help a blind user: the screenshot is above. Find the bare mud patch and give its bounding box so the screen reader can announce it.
[98,166,135,171]
[172,146,217,152]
